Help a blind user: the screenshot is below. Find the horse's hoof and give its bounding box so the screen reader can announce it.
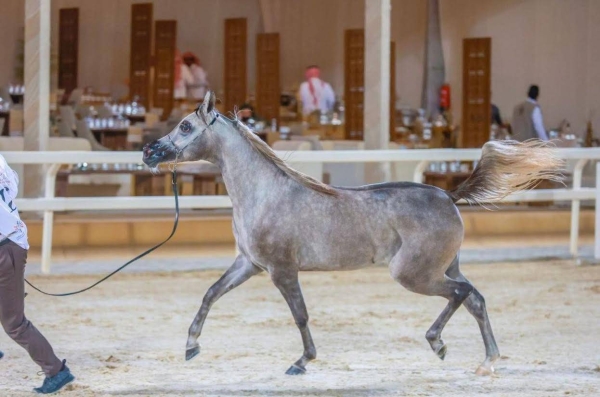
[285,365,306,375]
[475,364,494,376]
[435,344,447,361]
[185,344,200,361]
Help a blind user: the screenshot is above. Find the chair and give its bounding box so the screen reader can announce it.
[57,119,76,138]
[75,119,110,151]
[76,104,93,118]
[68,88,83,105]
[59,106,78,131]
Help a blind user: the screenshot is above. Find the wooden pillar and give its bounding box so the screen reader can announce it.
[153,20,177,120]
[224,18,247,112]
[58,8,79,95]
[24,0,51,198]
[344,29,365,140]
[256,33,280,125]
[461,37,491,148]
[364,0,391,183]
[421,0,445,118]
[129,3,153,108]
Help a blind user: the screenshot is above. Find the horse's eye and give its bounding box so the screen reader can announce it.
[180,121,192,134]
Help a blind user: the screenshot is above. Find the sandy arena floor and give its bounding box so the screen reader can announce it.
[1,260,599,396]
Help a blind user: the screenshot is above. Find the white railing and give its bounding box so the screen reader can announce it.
[5,148,600,273]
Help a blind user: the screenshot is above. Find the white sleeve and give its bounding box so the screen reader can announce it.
[0,191,19,237]
[194,67,208,86]
[182,65,194,85]
[532,107,549,141]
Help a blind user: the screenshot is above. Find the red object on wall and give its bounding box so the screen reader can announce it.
[440,83,451,109]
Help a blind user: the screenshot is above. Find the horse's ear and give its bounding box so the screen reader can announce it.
[207,91,216,113]
[202,91,215,115]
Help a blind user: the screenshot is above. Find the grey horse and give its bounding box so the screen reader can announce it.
[142,91,563,376]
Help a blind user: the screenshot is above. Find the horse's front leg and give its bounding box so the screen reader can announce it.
[185,254,262,360]
[270,268,316,375]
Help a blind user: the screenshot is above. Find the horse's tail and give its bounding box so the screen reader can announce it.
[448,140,564,206]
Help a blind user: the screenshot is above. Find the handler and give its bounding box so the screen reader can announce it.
[0,154,75,394]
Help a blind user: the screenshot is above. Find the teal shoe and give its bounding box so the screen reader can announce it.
[34,360,75,394]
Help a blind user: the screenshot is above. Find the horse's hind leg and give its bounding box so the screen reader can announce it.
[446,256,500,375]
[270,268,316,375]
[423,276,473,361]
[185,255,262,361]
[390,245,473,362]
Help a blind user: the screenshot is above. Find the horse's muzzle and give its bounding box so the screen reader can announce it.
[142,141,175,168]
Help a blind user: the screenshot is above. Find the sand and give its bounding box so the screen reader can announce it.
[1,260,599,396]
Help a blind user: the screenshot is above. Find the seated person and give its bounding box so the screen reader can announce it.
[491,103,502,126]
[238,103,262,128]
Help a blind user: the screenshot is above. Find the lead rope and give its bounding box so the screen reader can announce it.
[24,166,181,297]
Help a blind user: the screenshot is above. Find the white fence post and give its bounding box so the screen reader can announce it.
[41,163,61,274]
[595,162,600,260]
[413,160,430,183]
[569,159,588,257]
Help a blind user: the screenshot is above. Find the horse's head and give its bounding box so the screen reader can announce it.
[142,91,219,168]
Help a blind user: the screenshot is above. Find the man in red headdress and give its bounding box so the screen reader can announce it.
[298,65,336,115]
[182,52,209,101]
[174,50,194,100]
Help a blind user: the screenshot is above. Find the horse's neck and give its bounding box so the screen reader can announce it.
[215,127,283,209]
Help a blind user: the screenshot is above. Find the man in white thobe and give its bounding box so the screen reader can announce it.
[182,52,209,101]
[298,65,336,115]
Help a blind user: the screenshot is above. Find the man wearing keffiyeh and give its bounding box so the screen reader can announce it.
[298,65,336,115]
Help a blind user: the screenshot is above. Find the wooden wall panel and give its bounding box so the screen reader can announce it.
[129,3,153,108]
[224,18,247,112]
[256,33,280,125]
[344,29,365,140]
[153,20,177,120]
[461,37,491,148]
[58,8,79,95]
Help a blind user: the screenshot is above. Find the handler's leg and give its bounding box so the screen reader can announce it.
[0,242,62,376]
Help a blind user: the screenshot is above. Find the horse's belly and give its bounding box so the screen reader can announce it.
[297,231,398,271]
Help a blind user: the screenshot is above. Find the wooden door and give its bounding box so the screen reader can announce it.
[344,29,365,140]
[129,3,153,107]
[153,21,177,120]
[58,8,79,95]
[256,33,280,125]
[224,18,247,112]
[461,37,491,148]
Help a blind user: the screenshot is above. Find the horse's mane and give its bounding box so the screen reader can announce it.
[222,114,338,197]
